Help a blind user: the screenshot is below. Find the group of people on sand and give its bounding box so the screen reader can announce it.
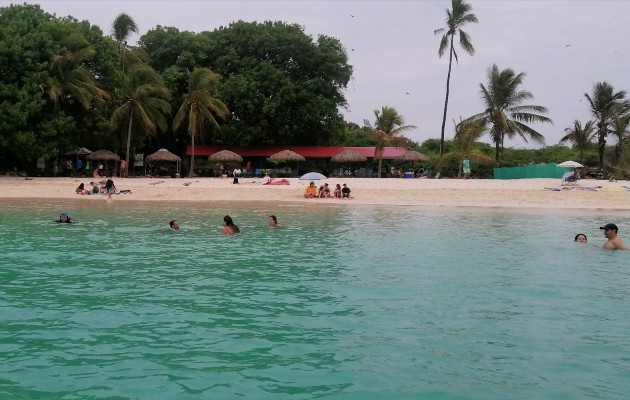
[167,214,281,235]
[304,182,351,199]
[574,223,628,250]
[76,179,118,199]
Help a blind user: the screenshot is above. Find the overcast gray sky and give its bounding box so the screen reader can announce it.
[18,0,630,147]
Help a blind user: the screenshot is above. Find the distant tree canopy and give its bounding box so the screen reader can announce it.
[0,5,353,170]
[0,4,117,161]
[141,21,353,147]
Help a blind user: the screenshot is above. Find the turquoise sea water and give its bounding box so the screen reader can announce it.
[1,200,630,399]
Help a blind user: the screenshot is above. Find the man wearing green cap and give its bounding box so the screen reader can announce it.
[600,223,628,250]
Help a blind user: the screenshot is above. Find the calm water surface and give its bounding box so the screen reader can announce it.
[1,200,629,399]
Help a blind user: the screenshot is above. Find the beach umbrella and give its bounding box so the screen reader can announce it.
[395,150,431,162]
[330,150,367,163]
[146,148,181,175]
[146,148,181,163]
[557,160,584,168]
[268,149,306,162]
[63,147,92,156]
[299,172,327,180]
[86,149,120,161]
[208,150,243,163]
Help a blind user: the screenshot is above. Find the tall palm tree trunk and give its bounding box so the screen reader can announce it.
[125,108,134,174]
[439,36,455,156]
[189,127,196,178]
[598,125,606,171]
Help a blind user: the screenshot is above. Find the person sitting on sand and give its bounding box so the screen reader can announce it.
[90,181,101,195]
[268,215,281,227]
[334,184,342,198]
[600,223,628,250]
[341,183,351,198]
[319,183,331,198]
[574,233,587,243]
[169,220,180,230]
[304,182,317,198]
[222,215,240,235]
[104,179,117,199]
[75,183,89,195]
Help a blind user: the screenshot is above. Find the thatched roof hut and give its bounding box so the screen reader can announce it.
[208,150,243,163]
[86,149,120,161]
[268,149,305,162]
[330,150,367,163]
[146,148,181,163]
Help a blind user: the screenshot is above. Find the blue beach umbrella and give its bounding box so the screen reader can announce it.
[299,172,327,180]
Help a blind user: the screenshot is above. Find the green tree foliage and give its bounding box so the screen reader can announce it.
[610,113,630,162]
[363,106,415,178]
[584,82,629,173]
[111,13,139,73]
[48,33,109,109]
[110,65,172,169]
[436,118,496,177]
[473,64,553,162]
[141,21,353,146]
[559,120,595,164]
[0,4,117,164]
[434,0,477,156]
[172,68,229,177]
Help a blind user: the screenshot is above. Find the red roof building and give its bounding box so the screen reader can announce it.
[186,146,408,159]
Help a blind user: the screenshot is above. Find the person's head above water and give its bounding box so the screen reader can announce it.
[574,233,587,243]
[58,211,71,223]
[169,220,180,230]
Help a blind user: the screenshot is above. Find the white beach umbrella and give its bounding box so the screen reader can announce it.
[558,161,584,168]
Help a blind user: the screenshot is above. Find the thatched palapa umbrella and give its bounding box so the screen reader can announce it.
[268,149,305,162]
[146,148,181,175]
[208,150,243,163]
[86,149,120,177]
[63,147,92,156]
[86,149,120,161]
[330,150,367,163]
[396,150,430,162]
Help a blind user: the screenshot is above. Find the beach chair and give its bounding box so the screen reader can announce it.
[561,171,578,186]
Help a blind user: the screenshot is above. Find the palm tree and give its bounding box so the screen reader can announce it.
[363,106,416,177]
[173,68,229,177]
[111,13,139,73]
[611,113,630,161]
[434,0,478,156]
[473,64,552,162]
[110,65,171,172]
[584,82,629,172]
[48,33,109,108]
[559,120,596,163]
[436,118,496,176]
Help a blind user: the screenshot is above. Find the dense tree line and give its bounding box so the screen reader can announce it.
[0,4,352,173]
[1,3,628,178]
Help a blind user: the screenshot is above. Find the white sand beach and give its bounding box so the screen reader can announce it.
[1,176,630,211]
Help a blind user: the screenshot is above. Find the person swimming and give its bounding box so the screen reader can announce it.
[222,215,240,235]
[56,211,73,223]
[268,215,281,227]
[574,233,587,243]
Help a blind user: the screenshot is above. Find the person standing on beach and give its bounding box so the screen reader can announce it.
[119,159,128,178]
[462,156,471,179]
[600,223,628,250]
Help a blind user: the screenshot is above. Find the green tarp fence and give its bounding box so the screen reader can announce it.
[494,163,569,179]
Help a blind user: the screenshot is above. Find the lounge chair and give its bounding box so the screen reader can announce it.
[561,171,578,186]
